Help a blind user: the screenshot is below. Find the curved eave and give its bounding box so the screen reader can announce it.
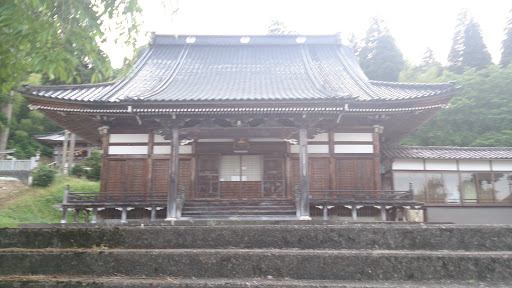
[21,88,455,108]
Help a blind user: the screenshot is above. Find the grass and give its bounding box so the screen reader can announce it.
[0,175,99,228]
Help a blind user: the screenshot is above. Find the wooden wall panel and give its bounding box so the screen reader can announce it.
[152,159,169,193]
[335,159,375,190]
[309,158,330,191]
[241,181,262,199]
[105,160,125,192]
[220,182,240,199]
[126,159,146,192]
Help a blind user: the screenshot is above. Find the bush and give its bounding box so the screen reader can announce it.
[83,150,101,181]
[70,164,85,178]
[31,164,57,187]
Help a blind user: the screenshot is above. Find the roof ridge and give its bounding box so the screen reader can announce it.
[151,34,342,46]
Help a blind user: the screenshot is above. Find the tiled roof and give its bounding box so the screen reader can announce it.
[382,146,512,160]
[35,131,85,142]
[21,34,457,103]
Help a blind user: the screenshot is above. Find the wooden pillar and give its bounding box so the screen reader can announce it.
[328,132,336,191]
[99,126,109,193]
[373,125,382,190]
[299,127,311,220]
[61,131,69,174]
[166,127,180,220]
[146,131,154,199]
[67,133,76,175]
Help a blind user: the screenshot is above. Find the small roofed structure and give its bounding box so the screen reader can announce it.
[34,131,97,167]
[19,34,474,223]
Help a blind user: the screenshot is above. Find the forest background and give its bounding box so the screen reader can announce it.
[1,2,512,160]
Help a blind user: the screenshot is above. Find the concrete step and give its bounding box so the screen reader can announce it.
[182,210,296,215]
[180,215,298,220]
[182,201,296,218]
[185,201,294,206]
[1,249,511,281]
[1,276,511,287]
[2,224,511,251]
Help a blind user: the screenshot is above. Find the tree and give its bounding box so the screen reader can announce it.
[402,65,512,147]
[267,19,296,35]
[0,0,142,94]
[0,0,142,158]
[84,151,102,181]
[448,9,492,73]
[358,17,404,82]
[501,9,512,67]
[421,47,436,66]
[400,48,444,83]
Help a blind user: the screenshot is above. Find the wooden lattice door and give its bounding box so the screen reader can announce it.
[196,155,220,199]
[263,157,285,198]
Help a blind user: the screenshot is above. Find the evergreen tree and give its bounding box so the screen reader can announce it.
[501,9,512,67]
[400,48,443,83]
[358,17,404,82]
[448,9,492,73]
[421,47,436,66]
[267,20,295,35]
[346,33,361,56]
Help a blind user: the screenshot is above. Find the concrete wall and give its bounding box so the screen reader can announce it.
[0,171,31,185]
[427,207,512,224]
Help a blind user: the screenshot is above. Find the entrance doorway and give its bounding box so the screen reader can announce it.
[196,154,284,200]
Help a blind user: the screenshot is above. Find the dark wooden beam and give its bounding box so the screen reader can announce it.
[299,127,311,220]
[166,126,180,220]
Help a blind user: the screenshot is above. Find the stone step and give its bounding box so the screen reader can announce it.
[182,205,295,211]
[1,276,510,287]
[182,209,296,215]
[2,224,512,251]
[184,201,294,207]
[1,249,511,281]
[180,215,298,220]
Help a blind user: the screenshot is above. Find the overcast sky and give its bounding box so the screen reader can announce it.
[104,0,512,68]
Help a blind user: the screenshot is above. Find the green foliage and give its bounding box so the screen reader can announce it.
[31,164,58,187]
[448,9,492,73]
[400,51,444,84]
[358,17,404,82]
[501,9,512,67]
[71,164,86,178]
[0,0,142,93]
[402,65,512,147]
[0,176,100,227]
[83,151,102,181]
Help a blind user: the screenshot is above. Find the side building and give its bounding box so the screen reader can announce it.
[383,146,512,224]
